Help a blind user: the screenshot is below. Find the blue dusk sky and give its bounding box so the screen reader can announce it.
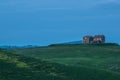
[0,0,120,46]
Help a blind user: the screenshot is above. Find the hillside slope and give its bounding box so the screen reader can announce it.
[11,44,120,73]
[1,49,120,80]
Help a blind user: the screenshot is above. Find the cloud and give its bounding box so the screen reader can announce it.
[93,0,120,5]
[0,0,120,12]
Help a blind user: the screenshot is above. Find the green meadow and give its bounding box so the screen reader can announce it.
[1,44,120,80]
[11,44,120,73]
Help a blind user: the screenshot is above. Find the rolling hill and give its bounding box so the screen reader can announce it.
[10,44,120,73]
[59,40,82,44]
[1,46,120,80]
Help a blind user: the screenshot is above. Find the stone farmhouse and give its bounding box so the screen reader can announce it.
[83,35,105,44]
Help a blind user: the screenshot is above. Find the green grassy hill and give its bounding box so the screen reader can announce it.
[11,44,120,73]
[1,46,120,80]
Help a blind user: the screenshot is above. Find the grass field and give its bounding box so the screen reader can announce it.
[2,49,120,80]
[11,44,120,73]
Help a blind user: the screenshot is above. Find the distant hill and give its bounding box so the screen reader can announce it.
[48,40,82,46]
[62,40,82,44]
[0,45,39,49]
[49,40,82,46]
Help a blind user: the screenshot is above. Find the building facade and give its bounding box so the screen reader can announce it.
[83,35,105,44]
[93,35,105,43]
[83,36,93,44]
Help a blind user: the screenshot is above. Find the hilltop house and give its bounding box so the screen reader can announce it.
[83,36,93,44]
[83,35,105,44]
